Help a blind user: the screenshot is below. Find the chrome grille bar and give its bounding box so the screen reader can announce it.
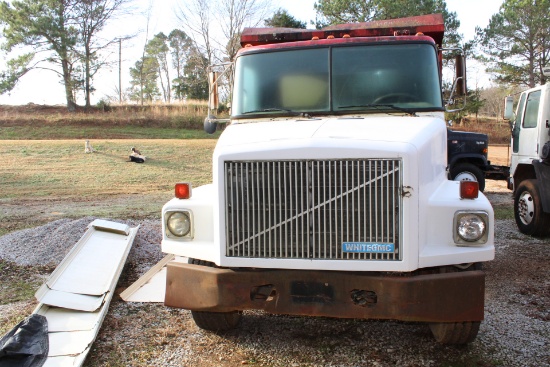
[225,159,402,260]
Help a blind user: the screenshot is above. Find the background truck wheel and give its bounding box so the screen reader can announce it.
[187,257,243,332]
[514,179,550,237]
[429,321,480,344]
[449,162,485,192]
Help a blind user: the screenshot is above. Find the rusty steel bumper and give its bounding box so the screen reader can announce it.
[165,263,485,322]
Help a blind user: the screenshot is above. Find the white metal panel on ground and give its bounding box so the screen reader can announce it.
[121,256,189,303]
[35,305,100,332]
[91,219,130,235]
[45,228,134,295]
[42,356,79,367]
[47,330,95,356]
[31,219,139,367]
[123,267,167,302]
[120,254,180,302]
[35,285,105,312]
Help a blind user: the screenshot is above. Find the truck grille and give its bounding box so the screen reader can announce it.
[224,159,402,260]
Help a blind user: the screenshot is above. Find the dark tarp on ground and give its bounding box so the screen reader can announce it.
[0,314,48,367]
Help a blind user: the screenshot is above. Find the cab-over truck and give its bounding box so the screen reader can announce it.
[161,14,495,344]
[505,82,550,237]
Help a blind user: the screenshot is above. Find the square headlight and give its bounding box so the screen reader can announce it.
[453,211,489,245]
[165,210,194,240]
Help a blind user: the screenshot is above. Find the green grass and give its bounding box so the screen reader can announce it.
[494,205,514,220]
[0,125,221,140]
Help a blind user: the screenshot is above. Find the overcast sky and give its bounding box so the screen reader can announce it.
[0,0,503,106]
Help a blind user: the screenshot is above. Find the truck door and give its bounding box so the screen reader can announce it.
[511,90,541,175]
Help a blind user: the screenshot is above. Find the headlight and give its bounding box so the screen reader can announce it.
[454,211,489,245]
[166,211,192,238]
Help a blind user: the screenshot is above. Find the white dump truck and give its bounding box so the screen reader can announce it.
[505,82,550,236]
[160,14,495,344]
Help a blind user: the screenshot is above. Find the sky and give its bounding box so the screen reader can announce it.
[0,0,503,106]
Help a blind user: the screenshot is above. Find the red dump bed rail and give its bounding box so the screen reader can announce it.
[241,13,444,48]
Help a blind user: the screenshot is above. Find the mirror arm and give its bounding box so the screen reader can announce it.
[446,76,467,113]
[207,62,233,116]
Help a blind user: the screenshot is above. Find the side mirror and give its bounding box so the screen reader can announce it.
[454,54,467,96]
[503,96,514,120]
[203,63,233,134]
[204,115,217,134]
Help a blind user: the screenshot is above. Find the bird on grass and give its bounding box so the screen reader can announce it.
[129,147,145,163]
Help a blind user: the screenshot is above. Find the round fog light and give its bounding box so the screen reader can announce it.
[457,214,486,242]
[167,212,191,237]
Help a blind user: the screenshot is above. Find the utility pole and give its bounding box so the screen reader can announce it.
[119,38,122,103]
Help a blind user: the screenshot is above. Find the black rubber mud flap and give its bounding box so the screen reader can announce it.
[0,314,48,367]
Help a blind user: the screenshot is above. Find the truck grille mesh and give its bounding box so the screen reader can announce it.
[224,159,402,260]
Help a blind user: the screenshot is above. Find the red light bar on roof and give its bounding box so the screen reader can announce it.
[240,13,444,47]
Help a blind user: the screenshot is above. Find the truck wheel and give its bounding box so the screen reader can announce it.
[191,310,242,332]
[429,321,480,344]
[514,179,550,237]
[449,163,485,192]
[187,258,243,332]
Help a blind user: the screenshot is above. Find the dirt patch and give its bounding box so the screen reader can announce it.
[488,145,512,166]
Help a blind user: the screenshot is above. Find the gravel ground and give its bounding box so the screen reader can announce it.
[0,191,549,366]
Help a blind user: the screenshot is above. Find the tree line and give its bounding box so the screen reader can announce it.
[128,30,209,104]
[0,0,548,112]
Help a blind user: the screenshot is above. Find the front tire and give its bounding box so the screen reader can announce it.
[449,162,485,192]
[429,321,480,344]
[514,179,550,237]
[191,310,242,332]
[187,258,242,332]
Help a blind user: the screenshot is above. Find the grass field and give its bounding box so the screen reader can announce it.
[0,139,216,236]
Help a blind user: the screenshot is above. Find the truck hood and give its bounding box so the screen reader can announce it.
[216,114,446,151]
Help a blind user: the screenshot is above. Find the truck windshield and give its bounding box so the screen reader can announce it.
[232,43,443,117]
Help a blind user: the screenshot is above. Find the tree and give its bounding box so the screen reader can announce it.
[217,0,272,63]
[0,0,80,110]
[169,44,209,101]
[264,8,306,28]
[128,56,160,102]
[176,0,272,105]
[479,85,521,122]
[0,0,129,110]
[176,0,215,65]
[146,32,171,102]
[177,0,272,64]
[464,87,485,122]
[168,29,194,100]
[313,0,461,48]
[313,0,380,26]
[0,54,34,94]
[477,0,550,88]
[73,0,130,108]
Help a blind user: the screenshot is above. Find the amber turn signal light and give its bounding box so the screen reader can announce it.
[460,181,479,199]
[175,183,192,199]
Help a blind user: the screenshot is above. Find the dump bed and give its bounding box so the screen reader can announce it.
[240,13,444,47]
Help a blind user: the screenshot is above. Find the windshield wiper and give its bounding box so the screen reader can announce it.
[338,104,417,116]
[242,108,300,115]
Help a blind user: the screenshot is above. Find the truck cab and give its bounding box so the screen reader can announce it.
[161,14,495,344]
[505,83,550,236]
[447,129,489,191]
